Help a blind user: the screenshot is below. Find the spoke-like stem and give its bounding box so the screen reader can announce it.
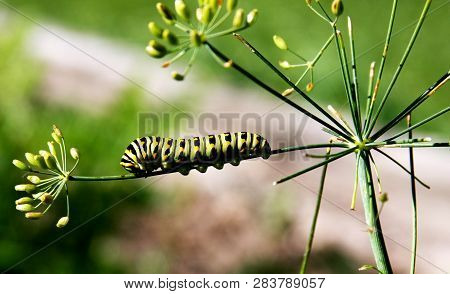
[364,62,376,126]
[373,148,430,189]
[271,143,349,155]
[386,107,450,141]
[348,17,362,133]
[232,34,354,140]
[363,0,398,135]
[274,147,356,185]
[299,147,331,274]
[204,41,354,141]
[370,71,449,141]
[366,0,432,137]
[358,151,392,274]
[407,114,418,274]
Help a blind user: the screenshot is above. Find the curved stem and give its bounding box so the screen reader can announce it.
[357,151,392,273]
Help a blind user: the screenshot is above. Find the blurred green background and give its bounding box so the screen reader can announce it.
[0,0,448,273]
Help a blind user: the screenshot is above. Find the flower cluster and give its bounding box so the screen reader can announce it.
[146,0,258,80]
[13,126,79,228]
[273,0,343,95]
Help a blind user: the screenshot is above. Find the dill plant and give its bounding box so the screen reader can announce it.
[12,0,449,274]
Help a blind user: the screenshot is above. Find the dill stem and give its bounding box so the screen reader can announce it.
[407,114,418,274]
[299,147,331,274]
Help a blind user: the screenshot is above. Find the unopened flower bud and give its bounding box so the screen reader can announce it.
[190,30,203,47]
[70,147,80,160]
[331,0,344,16]
[53,125,63,138]
[246,9,258,26]
[56,216,69,228]
[282,88,294,97]
[25,212,43,220]
[146,40,167,58]
[48,141,57,157]
[209,0,218,12]
[27,175,41,184]
[15,184,36,193]
[148,22,163,38]
[162,29,179,45]
[15,197,34,205]
[171,71,185,81]
[16,204,34,212]
[12,159,30,171]
[39,193,53,204]
[25,153,40,168]
[273,35,288,50]
[232,8,244,28]
[226,0,237,12]
[279,60,291,69]
[175,0,190,21]
[201,4,213,24]
[52,132,62,144]
[306,82,314,92]
[223,60,233,68]
[378,192,388,203]
[156,2,176,25]
[305,0,312,5]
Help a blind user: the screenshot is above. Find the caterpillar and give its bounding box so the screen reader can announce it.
[120,132,271,176]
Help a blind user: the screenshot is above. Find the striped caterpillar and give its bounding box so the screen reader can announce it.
[120,132,271,175]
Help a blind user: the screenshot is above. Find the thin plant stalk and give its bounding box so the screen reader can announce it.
[407,114,418,274]
[357,152,393,274]
[366,0,432,137]
[299,147,331,274]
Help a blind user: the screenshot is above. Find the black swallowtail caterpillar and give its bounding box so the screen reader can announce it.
[120,132,271,175]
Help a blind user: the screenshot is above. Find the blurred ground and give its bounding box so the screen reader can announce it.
[0,1,449,274]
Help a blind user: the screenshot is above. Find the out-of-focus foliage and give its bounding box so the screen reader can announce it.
[4,0,449,133]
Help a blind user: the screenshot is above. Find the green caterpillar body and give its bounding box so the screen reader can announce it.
[120,132,271,175]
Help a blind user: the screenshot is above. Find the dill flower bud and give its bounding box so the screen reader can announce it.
[12,159,30,171]
[279,60,291,69]
[162,29,179,45]
[25,212,43,220]
[70,148,80,160]
[16,204,34,212]
[331,0,344,17]
[226,0,237,12]
[146,40,167,58]
[175,0,190,21]
[209,0,218,12]
[156,2,176,25]
[53,125,63,138]
[15,184,36,193]
[148,22,163,38]
[15,197,34,205]
[48,141,57,157]
[56,216,69,228]
[246,9,258,26]
[306,82,314,92]
[282,88,294,97]
[52,132,62,144]
[232,8,244,28]
[201,4,213,24]
[25,153,39,168]
[273,35,288,50]
[39,193,53,204]
[171,71,185,81]
[27,175,41,185]
[378,192,388,203]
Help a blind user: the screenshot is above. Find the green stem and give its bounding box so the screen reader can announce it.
[363,0,397,135]
[299,147,331,274]
[271,143,349,155]
[407,114,418,274]
[366,0,432,137]
[274,147,356,185]
[357,151,392,274]
[348,17,362,133]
